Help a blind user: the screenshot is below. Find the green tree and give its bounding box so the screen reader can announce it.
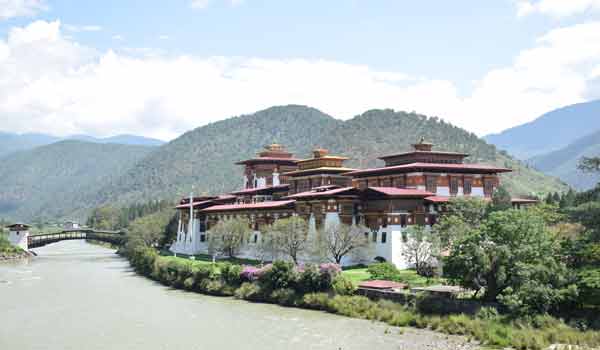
[434,197,488,249]
[578,156,600,173]
[489,185,512,212]
[87,206,120,230]
[208,217,251,258]
[559,189,576,209]
[124,210,175,251]
[444,209,576,313]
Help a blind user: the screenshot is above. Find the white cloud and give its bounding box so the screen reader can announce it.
[158,34,169,40]
[64,24,103,32]
[516,0,600,17]
[0,0,46,20]
[190,0,210,9]
[1,20,600,140]
[112,34,123,41]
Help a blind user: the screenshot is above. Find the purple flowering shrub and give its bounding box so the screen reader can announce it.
[239,261,342,294]
[240,266,261,282]
[319,263,342,277]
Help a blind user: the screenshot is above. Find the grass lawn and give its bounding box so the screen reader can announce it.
[341,268,446,287]
[161,253,260,267]
[341,268,371,284]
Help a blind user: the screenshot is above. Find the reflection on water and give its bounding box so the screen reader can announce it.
[0,241,460,350]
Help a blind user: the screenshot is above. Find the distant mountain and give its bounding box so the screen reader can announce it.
[68,134,165,146]
[530,130,600,190]
[93,105,566,209]
[485,100,600,159]
[0,132,60,158]
[0,132,165,158]
[0,141,154,221]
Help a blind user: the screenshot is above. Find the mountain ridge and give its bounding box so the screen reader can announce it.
[0,132,165,158]
[484,100,600,159]
[530,129,600,190]
[0,105,568,221]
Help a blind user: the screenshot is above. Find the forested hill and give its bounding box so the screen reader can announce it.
[95,105,567,208]
[0,141,154,221]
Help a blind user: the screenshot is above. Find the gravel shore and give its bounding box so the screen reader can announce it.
[382,326,480,350]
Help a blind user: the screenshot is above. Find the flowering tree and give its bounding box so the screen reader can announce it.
[401,225,440,276]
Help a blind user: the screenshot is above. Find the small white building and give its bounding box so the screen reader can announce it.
[63,221,80,230]
[7,223,30,250]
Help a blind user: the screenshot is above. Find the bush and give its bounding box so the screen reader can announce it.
[234,282,263,301]
[258,261,297,292]
[220,262,243,286]
[271,288,299,306]
[297,264,327,294]
[302,293,331,311]
[476,306,500,320]
[332,275,356,296]
[205,279,227,295]
[367,262,400,281]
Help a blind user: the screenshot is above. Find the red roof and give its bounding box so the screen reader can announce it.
[235,157,299,165]
[201,200,296,212]
[378,150,469,160]
[366,187,434,197]
[230,184,289,195]
[345,162,512,177]
[285,187,358,199]
[425,196,451,203]
[175,200,215,209]
[358,280,407,290]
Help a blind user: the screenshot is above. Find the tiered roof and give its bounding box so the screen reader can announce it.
[235,143,299,166]
[202,200,296,212]
[346,138,511,177]
[283,148,355,177]
[230,184,289,196]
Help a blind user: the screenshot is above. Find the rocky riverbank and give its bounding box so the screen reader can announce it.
[0,250,32,262]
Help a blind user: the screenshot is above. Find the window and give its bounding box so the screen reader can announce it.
[400,215,407,228]
[372,231,377,243]
[381,232,387,244]
[484,179,494,196]
[253,234,258,243]
[450,177,459,195]
[394,176,406,188]
[200,234,206,242]
[426,176,437,193]
[463,178,472,195]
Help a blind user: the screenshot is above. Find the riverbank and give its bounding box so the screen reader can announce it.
[125,247,600,350]
[0,236,31,262]
[0,249,31,262]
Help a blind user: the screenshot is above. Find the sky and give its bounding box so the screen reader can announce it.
[0,0,599,141]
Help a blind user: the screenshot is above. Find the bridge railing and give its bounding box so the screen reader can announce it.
[27,229,126,248]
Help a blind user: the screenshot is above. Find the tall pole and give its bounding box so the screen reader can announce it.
[189,190,194,248]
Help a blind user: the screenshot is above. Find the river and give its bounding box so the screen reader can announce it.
[0,241,475,350]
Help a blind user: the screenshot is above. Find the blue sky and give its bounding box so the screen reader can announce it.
[0,0,599,140]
